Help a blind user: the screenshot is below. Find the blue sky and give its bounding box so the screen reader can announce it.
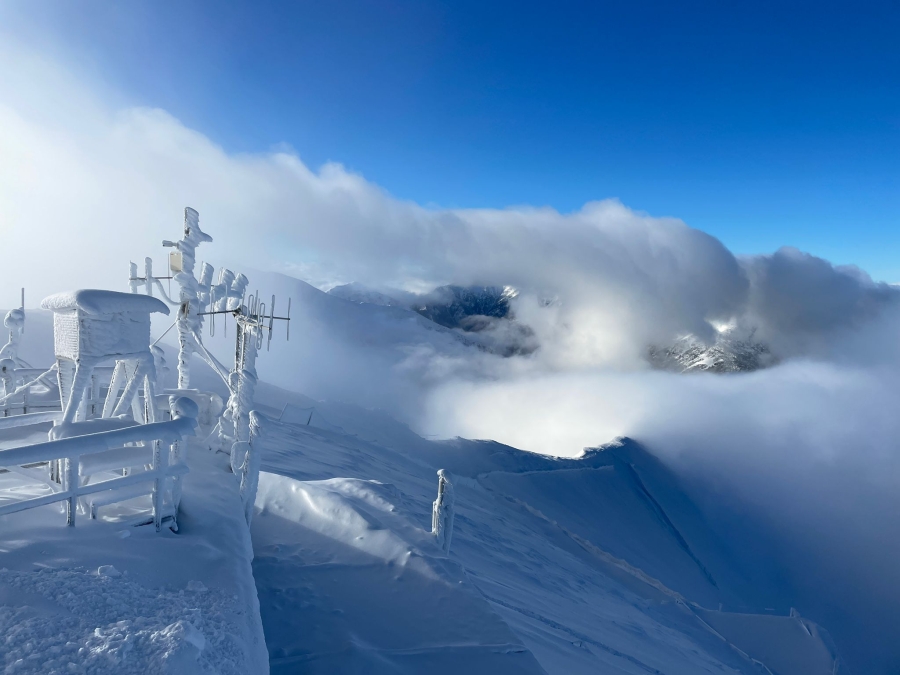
[6,0,899,279]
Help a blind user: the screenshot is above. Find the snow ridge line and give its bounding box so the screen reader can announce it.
[678,602,776,675]
[478,475,794,675]
[476,476,688,603]
[268,642,531,667]
[617,460,720,589]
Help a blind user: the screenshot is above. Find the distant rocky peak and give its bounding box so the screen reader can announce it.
[649,325,775,373]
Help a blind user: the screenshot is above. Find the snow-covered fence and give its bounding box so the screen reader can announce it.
[0,396,198,530]
[0,365,119,421]
[432,469,455,554]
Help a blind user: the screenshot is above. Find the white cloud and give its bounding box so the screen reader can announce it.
[3,39,896,370]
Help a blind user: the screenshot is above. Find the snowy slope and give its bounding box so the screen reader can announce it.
[247,384,841,675]
[326,282,401,307]
[253,473,547,674]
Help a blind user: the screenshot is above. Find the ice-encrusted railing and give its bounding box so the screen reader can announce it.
[0,365,121,426]
[0,396,198,530]
[0,303,122,425]
[0,305,63,423]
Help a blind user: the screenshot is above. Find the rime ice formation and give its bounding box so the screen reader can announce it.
[0,307,25,365]
[40,290,170,425]
[162,207,213,389]
[432,469,455,554]
[41,290,170,316]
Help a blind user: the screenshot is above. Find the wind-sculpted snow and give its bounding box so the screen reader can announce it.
[252,473,547,674]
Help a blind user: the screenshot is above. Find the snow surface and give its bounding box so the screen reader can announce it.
[0,415,267,674]
[247,381,842,674]
[40,291,170,316]
[326,282,400,307]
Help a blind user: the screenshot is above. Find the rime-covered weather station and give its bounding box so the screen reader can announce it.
[0,206,288,532]
[41,290,170,426]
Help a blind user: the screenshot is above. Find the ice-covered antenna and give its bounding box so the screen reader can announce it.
[19,289,24,335]
[267,295,275,350]
[197,287,291,350]
[208,284,217,337]
[256,301,266,349]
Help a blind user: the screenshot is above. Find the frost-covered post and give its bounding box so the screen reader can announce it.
[151,345,169,395]
[163,207,212,389]
[233,411,263,525]
[230,274,249,310]
[128,262,140,294]
[197,263,215,315]
[233,319,259,444]
[0,308,25,365]
[214,269,236,310]
[209,268,249,313]
[155,396,198,531]
[0,359,13,398]
[432,469,455,554]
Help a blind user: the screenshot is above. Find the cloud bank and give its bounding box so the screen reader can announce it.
[2,39,897,372]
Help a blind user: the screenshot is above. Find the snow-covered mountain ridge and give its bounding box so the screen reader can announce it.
[327,283,517,331]
[649,328,775,373]
[246,380,845,674]
[326,280,783,372]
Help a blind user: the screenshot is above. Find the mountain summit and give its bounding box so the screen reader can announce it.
[649,327,775,373]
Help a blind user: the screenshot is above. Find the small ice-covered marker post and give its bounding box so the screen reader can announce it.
[432,469,455,554]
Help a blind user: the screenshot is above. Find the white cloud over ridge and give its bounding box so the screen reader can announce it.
[2,40,897,372]
[3,37,900,670]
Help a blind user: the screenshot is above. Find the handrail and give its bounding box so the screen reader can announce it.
[0,396,199,530]
[0,410,63,429]
[0,416,196,466]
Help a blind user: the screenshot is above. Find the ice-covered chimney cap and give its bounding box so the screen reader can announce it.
[40,290,171,316]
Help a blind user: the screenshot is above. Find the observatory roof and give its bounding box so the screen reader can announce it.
[41,290,171,316]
